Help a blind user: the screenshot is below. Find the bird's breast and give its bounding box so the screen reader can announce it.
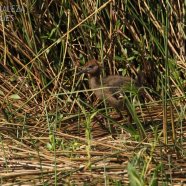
[89,77,108,100]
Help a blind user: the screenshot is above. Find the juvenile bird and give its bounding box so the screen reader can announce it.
[78,59,138,121]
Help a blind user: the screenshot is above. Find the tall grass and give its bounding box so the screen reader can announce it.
[0,0,185,185]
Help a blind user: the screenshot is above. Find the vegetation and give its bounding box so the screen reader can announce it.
[0,0,185,185]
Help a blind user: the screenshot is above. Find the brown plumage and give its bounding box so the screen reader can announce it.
[78,59,137,120]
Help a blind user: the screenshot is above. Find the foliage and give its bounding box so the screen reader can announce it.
[0,0,185,185]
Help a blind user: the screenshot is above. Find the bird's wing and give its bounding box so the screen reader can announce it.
[103,76,131,86]
[102,75,137,99]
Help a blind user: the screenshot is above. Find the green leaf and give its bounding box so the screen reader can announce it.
[9,94,21,100]
[149,163,162,186]
[0,90,5,96]
[46,143,53,150]
[127,163,145,186]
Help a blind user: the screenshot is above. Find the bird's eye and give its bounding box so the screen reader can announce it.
[88,65,93,68]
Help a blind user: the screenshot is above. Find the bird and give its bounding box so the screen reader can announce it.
[78,59,138,121]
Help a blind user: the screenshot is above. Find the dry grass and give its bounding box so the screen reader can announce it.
[0,0,185,185]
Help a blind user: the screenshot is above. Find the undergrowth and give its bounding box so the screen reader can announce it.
[0,0,185,185]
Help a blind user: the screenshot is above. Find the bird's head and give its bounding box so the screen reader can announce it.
[77,59,101,76]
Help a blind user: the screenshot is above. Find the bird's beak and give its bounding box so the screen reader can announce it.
[76,68,88,75]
